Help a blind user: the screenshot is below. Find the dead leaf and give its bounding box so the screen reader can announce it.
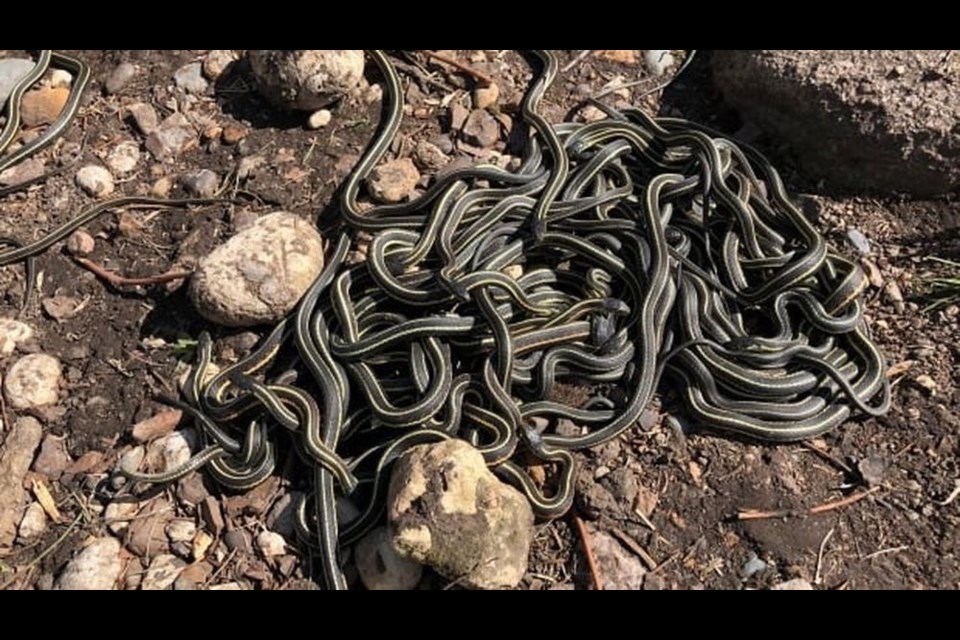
[132,410,183,443]
[31,479,62,523]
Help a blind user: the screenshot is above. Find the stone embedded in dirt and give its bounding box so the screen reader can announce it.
[32,433,71,480]
[366,158,420,204]
[740,551,768,579]
[190,211,326,327]
[145,113,197,160]
[4,353,62,410]
[0,58,36,105]
[18,502,48,541]
[104,500,139,536]
[48,69,73,89]
[166,519,196,544]
[174,560,213,590]
[56,537,122,590]
[643,50,675,76]
[200,496,225,536]
[355,525,423,591]
[0,156,46,188]
[173,62,209,95]
[20,86,69,127]
[307,109,332,130]
[255,530,287,557]
[596,50,639,65]
[145,429,197,475]
[845,228,872,256]
[177,472,210,506]
[105,62,137,95]
[387,439,534,590]
[179,169,220,198]
[126,102,159,136]
[224,529,251,553]
[105,141,141,175]
[0,318,35,356]
[857,455,888,488]
[221,124,247,146]
[412,140,450,172]
[0,417,42,545]
[712,50,960,196]
[65,230,96,256]
[203,50,238,80]
[132,410,183,443]
[248,50,366,111]
[462,109,500,148]
[142,554,187,590]
[590,530,647,590]
[473,82,500,110]
[127,500,173,559]
[41,295,84,322]
[770,578,814,590]
[75,164,115,197]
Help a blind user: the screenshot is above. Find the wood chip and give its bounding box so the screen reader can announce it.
[132,410,183,443]
[193,531,214,562]
[886,360,916,378]
[31,479,62,523]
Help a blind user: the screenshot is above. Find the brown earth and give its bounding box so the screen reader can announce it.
[0,50,957,590]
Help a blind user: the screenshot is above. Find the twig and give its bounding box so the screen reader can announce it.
[801,441,855,476]
[419,51,494,88]
[571,515,603,590]
[561,50,593,74]
[73,257,192,288]
[0,512,84,590]
[934,479,960,506]
[814,527,835,586]
[610,528,658,571]
[862,545,909,561]
[737,487,880,521]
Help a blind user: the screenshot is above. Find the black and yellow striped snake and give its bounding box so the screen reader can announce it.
[1,50,889,590]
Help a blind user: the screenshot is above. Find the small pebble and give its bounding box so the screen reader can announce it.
[105,62,137,95]
[224,529,251,553]
[355,526,423,590]
[32,433,71,479]
[255,530,286,557]
[65,230,96,256]
[366,158,420,204]
[0,58,36,105]
[126,102,159,136]
[141,554,186,591]
[307,109,332,129]
[173,62,209,95]
[151,176,173,198]
[105,141,141,175]
[412,140,449,172]
[166,520,196,544]
[740,552,767,579]
[0,157,46,188]
[18,502,48,540]
[48,68,73,89]
[0,318,35,356]
[75,165,115,197]
[770,578,814,591]
[4,353,62,410]
[56,537,122,590]
[20,87,70,126]
[203,50,237,80]
[221,124,248,145]
[845,228,872,255]
[473,82,500,110]
[644,50,676,77]
[180,169,219,198]
[104,500,138,536]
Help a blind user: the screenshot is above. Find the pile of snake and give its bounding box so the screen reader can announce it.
[1,50,889,589]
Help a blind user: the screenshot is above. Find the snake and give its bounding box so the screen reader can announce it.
[0,50,890,590]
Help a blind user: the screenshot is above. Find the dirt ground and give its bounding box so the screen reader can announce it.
[1,50,957,590]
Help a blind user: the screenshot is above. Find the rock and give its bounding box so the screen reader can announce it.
[75,165,115,197]
[0,156,46,188]
[145,430,196,475]
[151,176,173,198]
[126,102,159,136]
[0,58,37,105]
[712,50,960,196]
[18,502,48,540]
[141,554,186,590]
[145,113,196,160]
[179,169,219,198]
[105,62,137,95]
[644,50,676,76]
[366,158,420,204]
[203,50,238,80]
[41,295,83,322]
[248,50,365,110]
[0,318,35,356]
[177,472,209,505]
[48,69,73,89]
[857,455,888,488]
[190,211,325,327]
[255,530,286,557]
[132,410,183,443]
[355,526,423,591]
[20,87,70,126]
[845,228,871,255]
[104,500,138,536]
[4,353,62,410]
[56,537,122,590]
[199,496,224,535]
[175,561,213,590]
[387,439,534,590]
[307,109,332,129]
[740,552,768,579]
[127,500,172,558]
[33,433,71,480]
[473,83,500,110]
[590,530,647,589]
[771,578,814,590]
[174,62,208,95]
[462,109,500,148]
[412,140,449,172]
[118,445,145,478]
[221,124,247,145]
[105,141,140,175]
[209,581,245,590]
[224,529,251,553]
[65,230,96,256]
[166,520,196,544]
[0,417,43,545]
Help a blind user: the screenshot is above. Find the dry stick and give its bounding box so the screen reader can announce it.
[571,515,604,590]
[800,441,856,476]
[73,256,192,288]
[418,50,494,88]
[737,487,881,521]
[814,527,835,586]
[561,50,594,74]
[610,528,658,572]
